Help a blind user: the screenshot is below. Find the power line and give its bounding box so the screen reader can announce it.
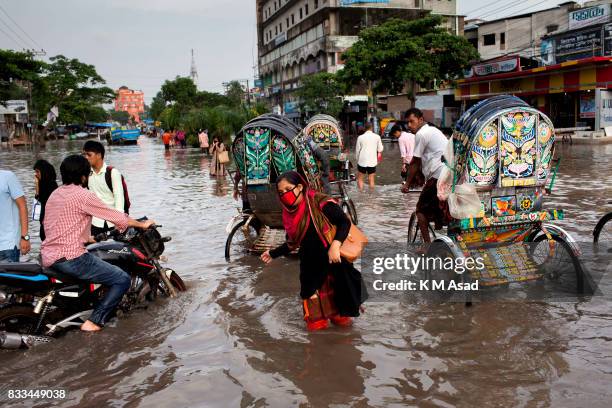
[0,3,43,50]
[0,14,34,49]
[0,23,26,49]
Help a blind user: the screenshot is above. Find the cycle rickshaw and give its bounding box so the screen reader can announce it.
[408,95,588,293]
[224,114,357,261]
[303,114,358,224]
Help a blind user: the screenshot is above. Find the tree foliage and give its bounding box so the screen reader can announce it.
[295,72,345,118]
[225,80,245,107]
[339,15,479,99]
[0,49,45,104]
[1,50,114,126]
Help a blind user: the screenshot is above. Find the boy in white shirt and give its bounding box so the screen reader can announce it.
[83,141,126,236]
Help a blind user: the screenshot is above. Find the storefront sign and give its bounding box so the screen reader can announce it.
[471,58,520,77]
[569,4,610,30]
[554,27,602,63]
[340,0,389,5]
[284,101,299,114]
[580,94,596,118]
[603,23,612,56]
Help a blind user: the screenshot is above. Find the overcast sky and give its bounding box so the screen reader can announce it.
[0,0,577,102]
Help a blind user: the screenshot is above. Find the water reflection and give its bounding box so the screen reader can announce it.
[0,137,610,406]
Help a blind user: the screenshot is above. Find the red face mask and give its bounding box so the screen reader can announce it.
[280,186,301,207]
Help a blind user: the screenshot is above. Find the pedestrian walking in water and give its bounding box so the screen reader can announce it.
[355,122,383,191]
[0,169,30,262]
[176,129,187,148]
[210,137,227,176]
[261,171,367,331]
[198,129,209,154]
[390,124,416,183]
[33,159,58,242]
[162,129,173,150]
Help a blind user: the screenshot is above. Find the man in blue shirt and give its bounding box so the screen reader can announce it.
[0,170,30,262]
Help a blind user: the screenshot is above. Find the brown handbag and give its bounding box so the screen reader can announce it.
[218,150,230,164]
[324,221,368,263]
[339,223,368,262]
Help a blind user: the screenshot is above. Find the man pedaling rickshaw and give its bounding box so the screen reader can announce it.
[401,108,450,244]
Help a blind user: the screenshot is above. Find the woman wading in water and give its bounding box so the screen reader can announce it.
[261,171,367,331]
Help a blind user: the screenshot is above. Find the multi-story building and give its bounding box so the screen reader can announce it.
[256,0,461,121]
[115,86,145,123]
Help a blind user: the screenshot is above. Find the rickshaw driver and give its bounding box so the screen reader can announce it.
[401,108,449,243]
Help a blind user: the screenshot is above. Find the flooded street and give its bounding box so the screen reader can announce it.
[1,137,611,408]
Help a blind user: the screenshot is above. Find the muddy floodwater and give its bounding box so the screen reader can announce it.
[1,137,611,408]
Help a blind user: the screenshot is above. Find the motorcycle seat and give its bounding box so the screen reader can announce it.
[0,262,42,274]
[42,268,83,284]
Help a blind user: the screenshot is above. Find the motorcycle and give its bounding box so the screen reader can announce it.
[0,222,186,349]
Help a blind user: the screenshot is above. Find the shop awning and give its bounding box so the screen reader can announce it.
[455,57,612,101]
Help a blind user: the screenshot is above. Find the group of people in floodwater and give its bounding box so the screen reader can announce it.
[161,128,227,176]
[0,107,447,333]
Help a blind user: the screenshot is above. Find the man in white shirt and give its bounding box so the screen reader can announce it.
[83,141,125,236]
[390,124,416,182]
[402,108,449,243]
[355,122,383,191]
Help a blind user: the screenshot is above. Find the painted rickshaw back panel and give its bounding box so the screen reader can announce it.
[231,115,322,229]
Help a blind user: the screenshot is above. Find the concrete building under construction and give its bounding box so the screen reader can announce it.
[256,0,461,122]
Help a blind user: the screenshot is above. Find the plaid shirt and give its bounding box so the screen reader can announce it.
[41,184,129,267]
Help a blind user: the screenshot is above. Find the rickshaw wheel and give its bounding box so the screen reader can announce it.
[225,219,261,262]
[593,212,612,244]
[407,212,422,245]
[530,234,588,294]
[424,241,468,303]
[407,212,435,246]
[342,199,358,225]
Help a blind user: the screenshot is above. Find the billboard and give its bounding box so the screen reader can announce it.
[0,100,28,115]
[554,26,602,63]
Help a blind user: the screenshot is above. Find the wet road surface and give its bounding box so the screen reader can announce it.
[1,137,611,407]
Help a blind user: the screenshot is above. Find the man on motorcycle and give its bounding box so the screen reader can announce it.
[41,155,155,332]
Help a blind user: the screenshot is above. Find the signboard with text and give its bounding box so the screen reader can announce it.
[471,57,520,77]
[569,4,610,30]
[603,23,612,56]
[554,26,602,63]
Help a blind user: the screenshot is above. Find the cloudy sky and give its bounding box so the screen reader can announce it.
[0,0,574,102]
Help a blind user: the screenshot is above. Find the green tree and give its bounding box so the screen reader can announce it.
[160,76,198,107]
[295,72,345,118]
[339,15,479,103]
[34,55,114,126]
[108,109,130,124]
[0,49,45,104]
[225,80,245,107]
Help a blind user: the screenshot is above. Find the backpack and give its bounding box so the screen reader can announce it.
[104,166,131,214]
